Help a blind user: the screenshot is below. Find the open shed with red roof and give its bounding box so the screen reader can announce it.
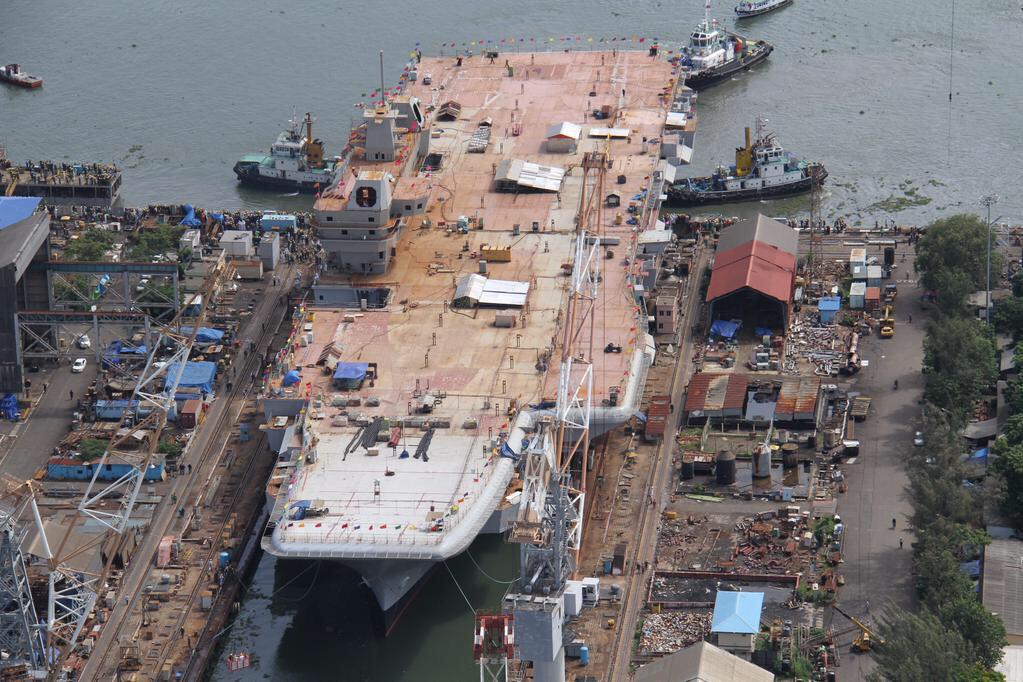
[706,215,798,332]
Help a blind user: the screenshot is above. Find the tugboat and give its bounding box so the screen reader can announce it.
[666,118,827,206]
[0,64,42,89]
[233,113,338,193]
[735,0,793,18]
[678,1,773,89]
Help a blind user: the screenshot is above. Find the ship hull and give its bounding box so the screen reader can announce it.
[233,164,331,193]
[735,0,793,18]
[667,166,828,207]
[0,74,42,88]
[683,42,773,89]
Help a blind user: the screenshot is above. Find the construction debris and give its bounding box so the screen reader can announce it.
[639,610,713,653]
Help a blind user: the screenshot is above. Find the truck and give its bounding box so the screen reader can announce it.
[883,283,898,303]
[880,304,895,338]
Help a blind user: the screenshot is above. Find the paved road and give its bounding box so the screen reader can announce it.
[608,245,710,682]
[833,263,922,679]
[0,359,96,481]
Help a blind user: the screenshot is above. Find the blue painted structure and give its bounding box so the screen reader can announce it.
[47,459,165,482]
[817,296,841,324]
[711,591,765,634]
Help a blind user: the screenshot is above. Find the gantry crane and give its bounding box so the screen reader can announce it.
[499,146,609,682]
[0,256,233,679]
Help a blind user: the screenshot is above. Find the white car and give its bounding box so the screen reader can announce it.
[76,334,91,350]
[913,431,925,447]
[136,277,151,293]
[71,358,87,373]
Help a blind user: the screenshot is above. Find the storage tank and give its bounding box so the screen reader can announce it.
[715,450,736,485]
[681,460,695,480]
[752,444,772,479]
[782,443,799,469]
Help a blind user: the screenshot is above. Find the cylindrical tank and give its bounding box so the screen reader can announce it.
[782,443,799,469]
[884,247,895,266]
[681,460,695,480]
[753,445,772,479]
[715,450,736,485]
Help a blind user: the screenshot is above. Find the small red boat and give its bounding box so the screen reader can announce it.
[0,64,42,89]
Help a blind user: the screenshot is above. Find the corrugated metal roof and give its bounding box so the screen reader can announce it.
[546,121,582,139]
[684,374,748,417]
[850,281,867,295]
[453,274,529,307]
[0,197,41,230]
[588,127,631,138]
[717,214,798,257]
[634,641,774,682]
[706,240,796,305]
[775,376,819,421]
[494,158,566,191]
[983,538,1023,637]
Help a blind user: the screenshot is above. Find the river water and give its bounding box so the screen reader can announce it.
[3,0,1021,679]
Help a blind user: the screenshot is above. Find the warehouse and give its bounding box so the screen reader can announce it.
[706,215,798,331]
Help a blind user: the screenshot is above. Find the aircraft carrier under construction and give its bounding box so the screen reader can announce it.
[257,46,696,633]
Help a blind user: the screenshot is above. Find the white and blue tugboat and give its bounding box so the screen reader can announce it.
[678,1,773,89]
[667,118,827,206]
[233,113,338,193]
[735,0,793,19]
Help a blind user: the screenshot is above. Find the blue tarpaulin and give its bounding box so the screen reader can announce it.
[710,319,741,339]
[166,361,217,394]
[179,326,225,344]
[179,204,202,227]
[755,327,774,338]
[970,447,989,461]
[0,394,20,421]
[333,362,369,381]
[282,370,301,386]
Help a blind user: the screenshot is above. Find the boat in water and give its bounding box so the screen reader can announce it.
[678,2,772,89]
[735,0,793,18]
[667,119,826,206]
[233,113,337,193]
[0,64,42,89]
[258,48,677,634]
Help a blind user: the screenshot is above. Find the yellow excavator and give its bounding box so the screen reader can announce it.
[880,304,895,339]
[834,604,885,652]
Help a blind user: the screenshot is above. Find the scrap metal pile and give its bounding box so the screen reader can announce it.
[639,610,714,653]
[730,508,811,574]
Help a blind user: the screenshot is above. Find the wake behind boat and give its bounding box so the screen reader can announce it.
[735,0,793,18]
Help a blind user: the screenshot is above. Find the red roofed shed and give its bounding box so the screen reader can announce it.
[707,215,798,330]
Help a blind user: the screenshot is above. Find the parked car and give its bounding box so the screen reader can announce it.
[76,334,91,350]
[913,431,925,447]
[136,277,151,293]
[71,358,87,373]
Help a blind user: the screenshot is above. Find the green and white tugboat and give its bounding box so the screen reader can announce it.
[234,113,338,193]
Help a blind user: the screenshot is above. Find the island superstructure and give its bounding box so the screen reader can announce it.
[258,48,691,630]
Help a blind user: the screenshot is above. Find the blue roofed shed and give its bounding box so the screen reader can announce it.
[818,296,841,324]
[712,591,764,654]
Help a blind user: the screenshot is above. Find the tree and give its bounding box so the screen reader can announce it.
[1002,414,1023,446]
[131,224,185,261]
[923,316,996,420]
[63,228,115,261]
[915,214,1003,312]
[990,443,1023,529]
[869,606,973,682]
[913,538,975,607]
[939,598,1007,670]
[993,297,1023,338]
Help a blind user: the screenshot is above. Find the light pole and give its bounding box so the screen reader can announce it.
[981,194,998,324]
